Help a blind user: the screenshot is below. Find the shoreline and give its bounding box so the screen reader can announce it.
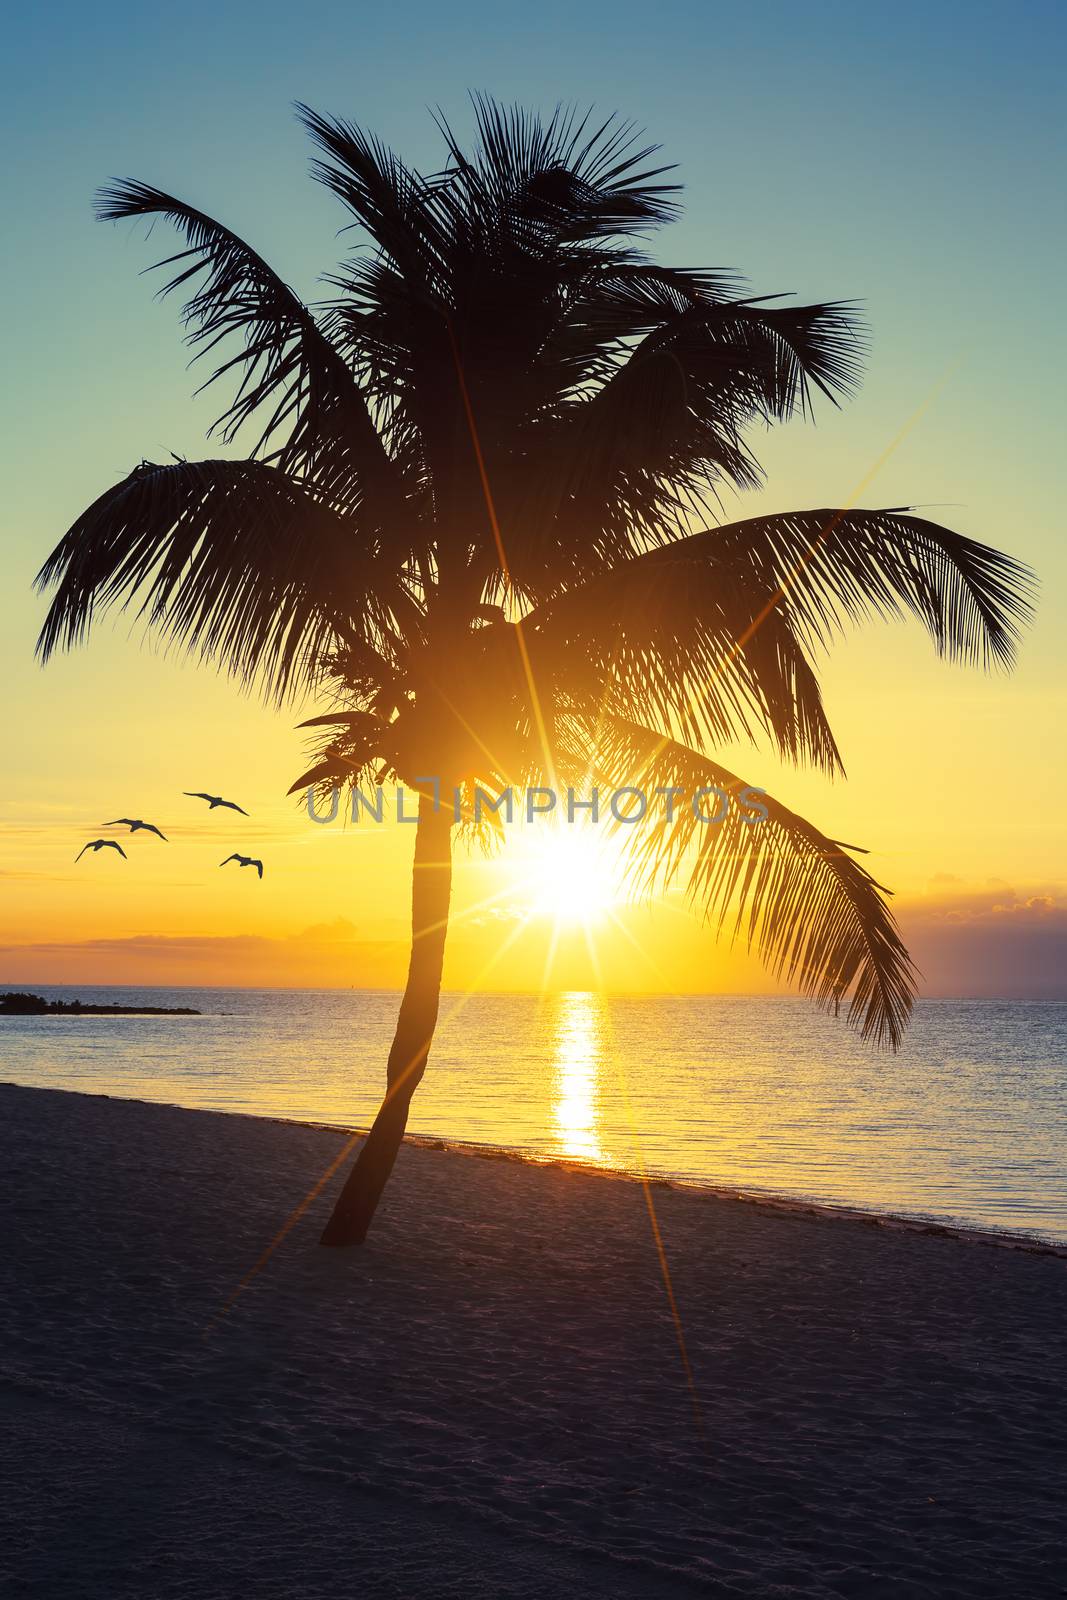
[5,1076,1065,1259]
[3,1079,1066,1596]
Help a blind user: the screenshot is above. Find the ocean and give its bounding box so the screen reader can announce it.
[2,985,1065,1244]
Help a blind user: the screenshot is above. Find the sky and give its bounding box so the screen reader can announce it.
[1,0,1065,996]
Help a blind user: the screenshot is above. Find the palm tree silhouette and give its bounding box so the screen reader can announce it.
[36,101,1033,1247]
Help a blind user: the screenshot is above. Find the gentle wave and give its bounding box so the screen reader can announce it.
[2,986,1065,1243]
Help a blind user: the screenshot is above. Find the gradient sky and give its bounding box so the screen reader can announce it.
[2,0,1065,995]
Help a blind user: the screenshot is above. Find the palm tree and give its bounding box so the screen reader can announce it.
[37,100,1033,1247]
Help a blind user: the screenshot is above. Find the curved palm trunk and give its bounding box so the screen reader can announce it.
[319,793,453,1247]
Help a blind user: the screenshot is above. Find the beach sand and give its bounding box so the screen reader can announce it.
[2,1082,1064,1597]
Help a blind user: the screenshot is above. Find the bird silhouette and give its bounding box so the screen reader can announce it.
[76,839,127,862]
[184,792,249,815]
[104,818,167,839]
[220,853,263,879]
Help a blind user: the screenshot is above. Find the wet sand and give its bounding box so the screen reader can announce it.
[2,1081,1065,1597]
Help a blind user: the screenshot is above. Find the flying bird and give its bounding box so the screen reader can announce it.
[184,792,249,815]
[103,818,167,839]
[76,839,127,862]
[220,853,263,879]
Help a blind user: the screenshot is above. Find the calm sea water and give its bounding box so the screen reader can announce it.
[2,986,1065,1244]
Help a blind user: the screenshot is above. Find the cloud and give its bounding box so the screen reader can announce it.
[4,887,1065,999]
[898,884,1067,999]
[906,884,1067,925]
[0,924,409,988]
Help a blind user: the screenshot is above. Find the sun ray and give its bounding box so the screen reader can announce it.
[444,317,558,794]
[600,903,671,987]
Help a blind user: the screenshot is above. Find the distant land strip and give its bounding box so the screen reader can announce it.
[0,991,200,1016]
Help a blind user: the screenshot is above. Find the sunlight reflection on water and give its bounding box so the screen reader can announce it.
[2,986,1066,1242]
[551,992,605,1164]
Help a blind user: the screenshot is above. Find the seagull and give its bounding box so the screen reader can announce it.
[220,853,264,879]
[184,792,249,816]
[103,818,167,840]
[76,839,127,862]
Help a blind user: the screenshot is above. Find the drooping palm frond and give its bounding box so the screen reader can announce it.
[288,658,541,806]
[519,558,842,773]
[35,459,404,701]
[677,509,1037,669]
[592,294,863,415]
[95,181,408,525]
[591,715,916,1046]
[288,710,391,796]
[557,295,862,476]
[524,263,743,407]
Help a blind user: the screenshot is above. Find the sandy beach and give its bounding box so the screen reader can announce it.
[2,1081,1065,1597]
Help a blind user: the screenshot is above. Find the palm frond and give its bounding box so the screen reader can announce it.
[562,294,863,468]
[520,262,742,410]
[686,509,1037,669]
[297,105,451,291]
[444,96,682,237]
[287,703,404,804]
[499,297,864,590]
[36,459,401,701]
[521,558,842,772]
[593,716,916,1046]
[304,99,685,559]
[95,180,406,520]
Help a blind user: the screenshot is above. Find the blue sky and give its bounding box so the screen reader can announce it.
[6,0,1063,596]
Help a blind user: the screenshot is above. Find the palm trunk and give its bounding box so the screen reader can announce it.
[319,792,453,1247]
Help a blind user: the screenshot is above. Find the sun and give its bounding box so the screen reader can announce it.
[524,824,620,927]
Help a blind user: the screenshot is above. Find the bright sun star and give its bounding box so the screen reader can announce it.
[526,824,620,927]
